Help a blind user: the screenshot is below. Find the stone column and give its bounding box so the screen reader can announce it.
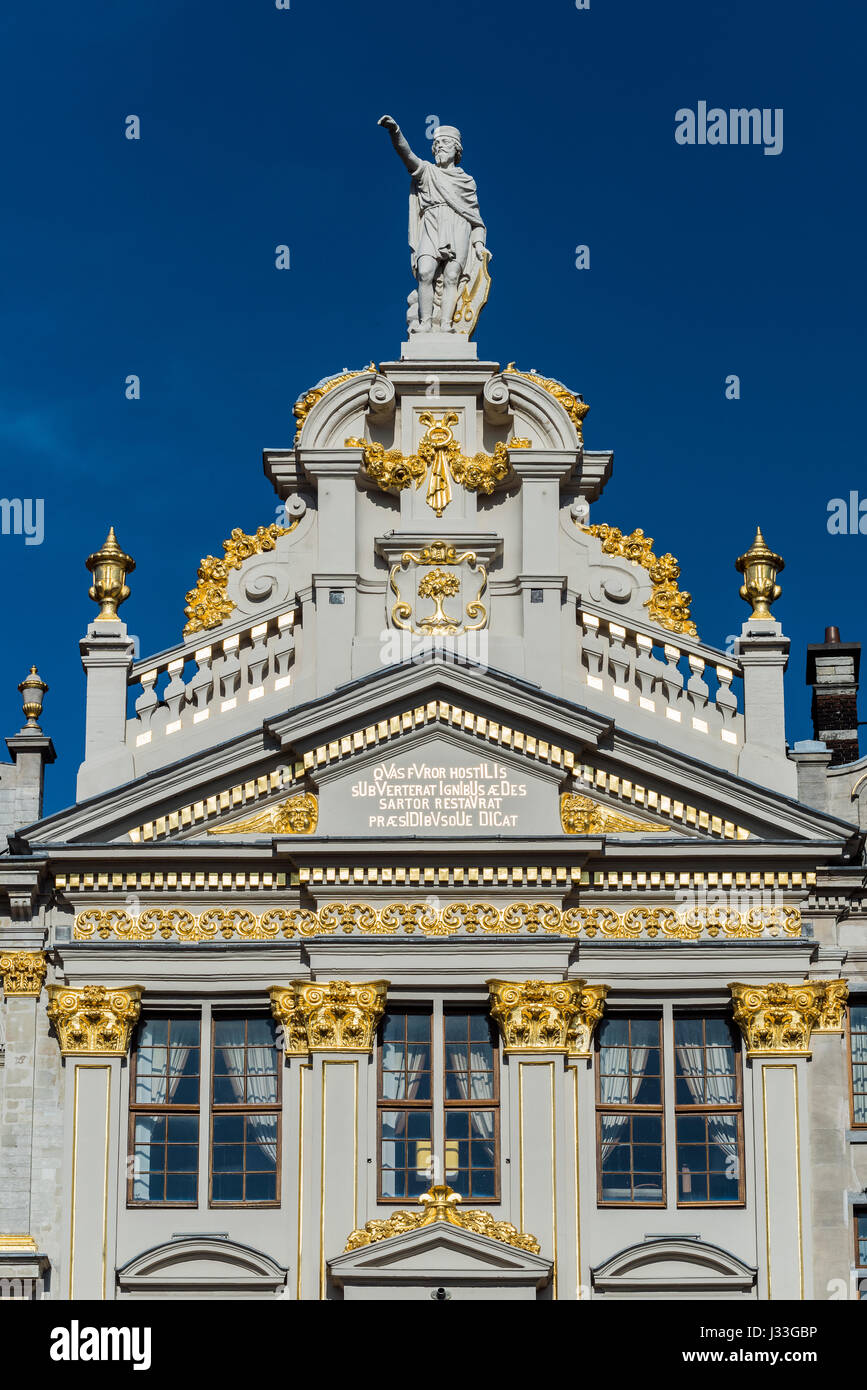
[0,953,47,1247]
[76,620,136,801]
[729,980,832,1300]
[488,978,608,1300]
[511,455,573,696]
[270,979,387,1300]
[45,984,142,1299]
[734,620,798,798]
[806,980,851,1298]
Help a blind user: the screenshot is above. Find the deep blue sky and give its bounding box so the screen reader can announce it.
[2,0,864,812]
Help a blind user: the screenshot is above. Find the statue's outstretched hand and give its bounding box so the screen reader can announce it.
[378,115,399,133]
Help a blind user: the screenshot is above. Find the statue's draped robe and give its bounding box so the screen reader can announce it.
[409,162,485,284]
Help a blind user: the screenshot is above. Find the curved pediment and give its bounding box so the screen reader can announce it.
[116,1236,287,1299]
[591,1237,756,1298]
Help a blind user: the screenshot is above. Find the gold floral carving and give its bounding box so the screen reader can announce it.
[560,793,670,835]
[74,902,804,944]
[728,981,827,1057]
[346,410,513,516]
[813,979,849,1032]
[487,978,609,1056]
[293,365,377,445]
[183,521,298,635]
[582,523,697,638]
[269,979,387,1054]
[503,364,590,443]
[0,951,47,997]
[46,984,143,1057]
[344,1183,541,1254]
[390,540,487,636]
[206,792,318,836]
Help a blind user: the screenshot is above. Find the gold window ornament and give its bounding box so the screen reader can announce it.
[0,951,47,997]
[269,979,388,1055]
[46,984,143,1056]
[487,978,609,1056]
[344,1183,540,1254]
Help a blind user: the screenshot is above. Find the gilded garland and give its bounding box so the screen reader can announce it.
[345,1183,541,1254]
[183,521,297,635]
[346,411,516,516]
[581,523,697,638]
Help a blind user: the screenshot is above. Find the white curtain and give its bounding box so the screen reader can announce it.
[214,1020,278,1165]
[135,1020,193,1104]
[675,1019,738,1161]
[444,1043,495,1142]
[599,1039,650,1159]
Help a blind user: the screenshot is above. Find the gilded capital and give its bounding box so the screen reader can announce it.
[46,984,143,1056]
[0,950,47,997]
[270,979,387,1055]
[813,979,849,1033]
[487,978,609,1056]
[728,980,825,1057]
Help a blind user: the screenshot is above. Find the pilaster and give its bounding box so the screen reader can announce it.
[270,979,387,1299]
[734,620,798,797]
[76,620,136,801]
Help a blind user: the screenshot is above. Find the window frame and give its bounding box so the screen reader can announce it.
[208,1012,282,1209]
[847,1000,867,1128]
[672,1012,745,1209]
[855,1208,867,1271]
[127,1011,202,1209]
[595,1012,666,1209]
[376,1003,501,1205]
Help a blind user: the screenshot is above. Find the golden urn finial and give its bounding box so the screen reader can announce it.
[85,527,136,621]
[17,665,48,730]
[735,526,784,620]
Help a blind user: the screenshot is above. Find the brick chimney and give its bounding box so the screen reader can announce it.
[805,627,861,766]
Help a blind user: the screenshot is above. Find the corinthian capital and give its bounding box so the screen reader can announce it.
[728,981,826,1057]
[813,979,849,1032]
[487,978,609,1056]
[0,950,47,997]
[46,984,143,1056]
[270,980,388,1055]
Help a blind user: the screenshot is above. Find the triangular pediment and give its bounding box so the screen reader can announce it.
[16,654,858,848]
[328,1220,552,1285]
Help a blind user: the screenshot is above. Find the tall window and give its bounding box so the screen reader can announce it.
[596,1016,664,1205]
[128,1010,281,1208]
[378,1007,499,1203]
[850,1003,867,1126]
[595,1012,745,1208]
[129,1016,201,1205]
[211,1016,281,1205]
[856,1210,867,1269]
[674,1016,743,1205]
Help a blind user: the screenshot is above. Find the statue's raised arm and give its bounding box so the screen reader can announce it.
[378,115,422,175]
[377,115,491,340]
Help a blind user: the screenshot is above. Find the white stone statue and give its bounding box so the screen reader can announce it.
[378,115,490,337]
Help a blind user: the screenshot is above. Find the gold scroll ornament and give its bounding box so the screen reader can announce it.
[581,523,697,638]
[346,411,519,517]
[345,1183,540,1254]
[269,979,387,1055]
[560,793,670,835]
[183,521,299,635]
[487,978,609,1056]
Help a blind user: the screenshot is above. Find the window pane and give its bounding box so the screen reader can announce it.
[598,1017,661,1108]
[676,1112,741,1204]
[853,1007,867,1123]
[599,1112,663,1203]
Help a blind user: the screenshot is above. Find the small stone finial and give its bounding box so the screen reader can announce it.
[85,527,135,621]
[17,666,48,730]
[735,526,784,620]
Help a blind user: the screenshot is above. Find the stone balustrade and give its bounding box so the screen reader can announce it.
[577,605,744,753]
[126,609,296,756]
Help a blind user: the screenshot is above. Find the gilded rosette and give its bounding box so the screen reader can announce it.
[487,978,608,1055]
[46,984,143,1056]
[0,950,47,997]
[728,980,826,1057]
[270,979,388,1054]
